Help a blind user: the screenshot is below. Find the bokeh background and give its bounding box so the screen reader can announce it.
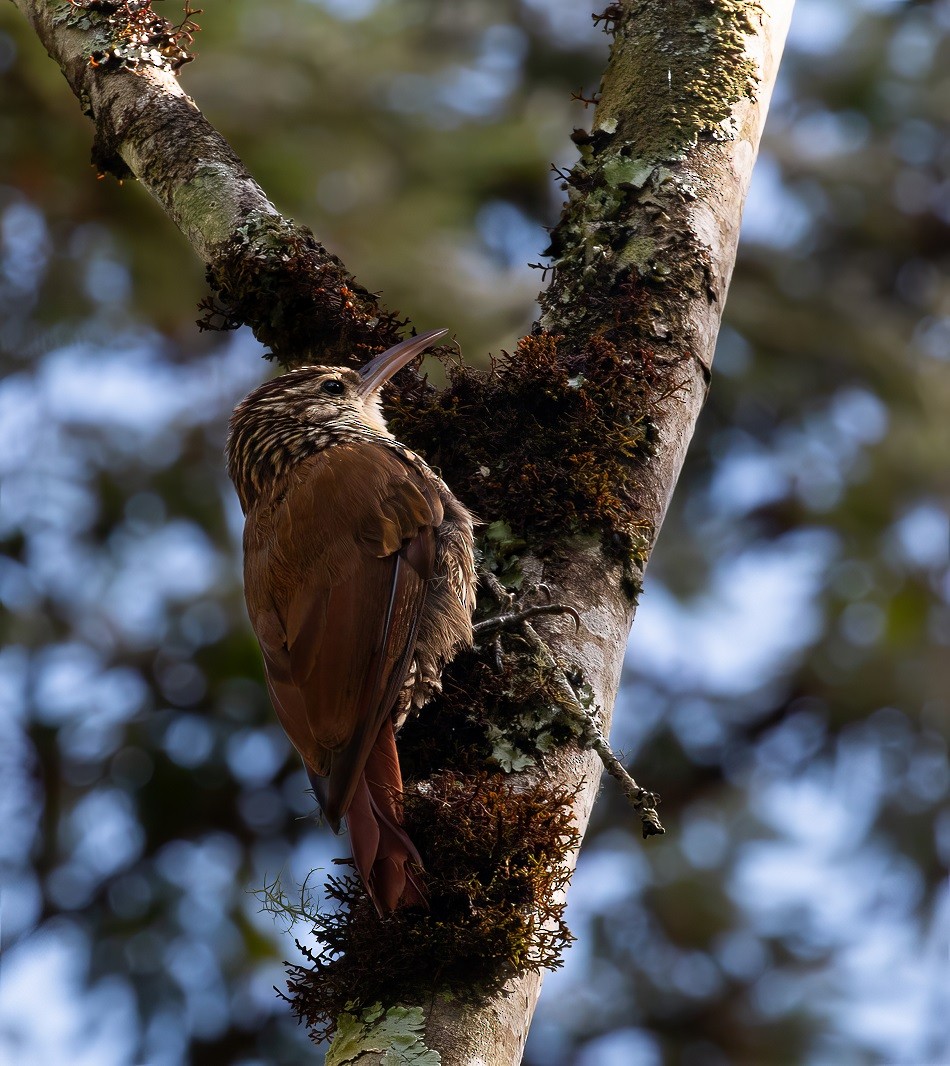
[1,1,948,1063]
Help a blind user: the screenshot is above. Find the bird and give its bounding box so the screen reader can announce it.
[226,329,476,915]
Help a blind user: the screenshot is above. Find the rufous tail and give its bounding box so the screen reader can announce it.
[345,717,427,915]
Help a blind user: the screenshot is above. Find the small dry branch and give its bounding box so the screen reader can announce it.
[478,572,664,838]
[520,620,665,838]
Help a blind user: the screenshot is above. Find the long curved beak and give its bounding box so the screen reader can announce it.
[357,328,449,397]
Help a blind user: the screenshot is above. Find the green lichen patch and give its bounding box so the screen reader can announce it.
[54,1,99,32]
[479,520,527,590]
[387,329,661,569]
[285,772,578,1043]
[327,1004,440,1066]
[201,212,405,366]
[595,0,763,164]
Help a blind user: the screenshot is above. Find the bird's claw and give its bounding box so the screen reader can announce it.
[533,582,553,604]
[479,570,515,610]
[475,570,580,668]
[473,602,581,642]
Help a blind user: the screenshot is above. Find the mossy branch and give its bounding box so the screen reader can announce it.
[11,0,403,365]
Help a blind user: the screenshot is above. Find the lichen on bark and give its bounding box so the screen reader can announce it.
[327,1004,441,1066]
[594,0,763,158]
[542,0,765,345]
[55,0,199,73]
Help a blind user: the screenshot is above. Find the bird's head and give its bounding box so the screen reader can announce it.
[227,329,447,507]
[308,326,448,437]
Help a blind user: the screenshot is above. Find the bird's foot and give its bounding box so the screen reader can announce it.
[474,571,580,671]
[475,571,580,638]
[472,602,581,641]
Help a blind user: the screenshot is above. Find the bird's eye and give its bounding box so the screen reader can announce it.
[320,379,345,396]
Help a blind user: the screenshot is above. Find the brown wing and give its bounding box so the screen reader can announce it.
[242,442,442,827]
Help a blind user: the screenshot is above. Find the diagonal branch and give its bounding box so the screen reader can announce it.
[11,0,402,363]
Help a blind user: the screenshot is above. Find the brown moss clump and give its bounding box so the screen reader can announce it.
[387,328,665,565]
[397,646,581,782]
[285,771,578,1043]
[199,214,405,367]
[279,638,583,1043]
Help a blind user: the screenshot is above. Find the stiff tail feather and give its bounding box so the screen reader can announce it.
[345,718,427,915]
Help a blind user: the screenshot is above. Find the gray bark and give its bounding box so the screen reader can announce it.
[12,1,794,1063]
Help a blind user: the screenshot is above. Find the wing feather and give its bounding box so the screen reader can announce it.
[242,442,437,827]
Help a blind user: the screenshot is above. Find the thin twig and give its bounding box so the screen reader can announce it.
[475,572,664,836]
[519,622,665,838]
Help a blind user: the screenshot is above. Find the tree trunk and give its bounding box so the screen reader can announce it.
[12,1,794,1062]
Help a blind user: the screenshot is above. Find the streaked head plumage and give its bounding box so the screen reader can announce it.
[226,328,448,511]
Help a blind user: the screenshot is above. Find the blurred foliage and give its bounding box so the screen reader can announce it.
[0,1,947,1065]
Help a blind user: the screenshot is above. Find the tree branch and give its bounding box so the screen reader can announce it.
[517,619,666,839]
[379,3,795,1060]
[11,0,402,363]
